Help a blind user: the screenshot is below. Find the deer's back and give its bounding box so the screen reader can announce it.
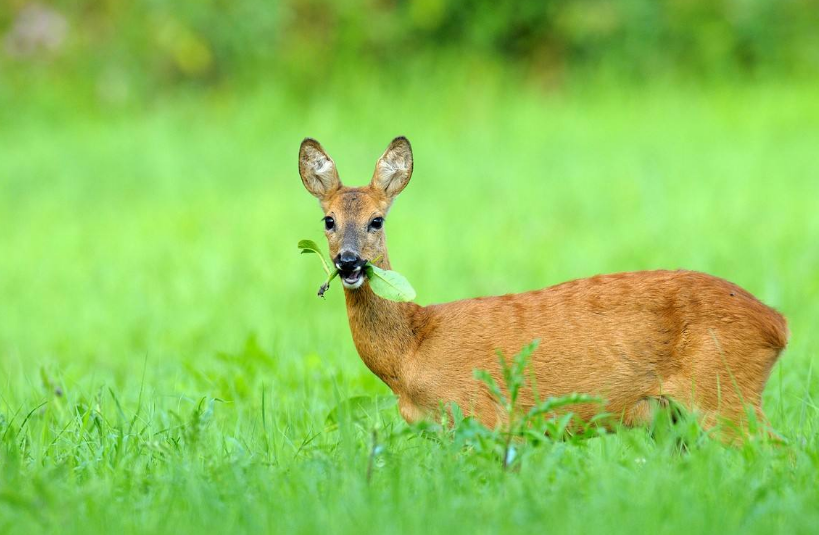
[403,270,787,423]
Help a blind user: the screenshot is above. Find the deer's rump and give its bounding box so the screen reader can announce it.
[406,270,788,428]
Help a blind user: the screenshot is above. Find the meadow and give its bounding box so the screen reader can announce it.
[1,76,819,533]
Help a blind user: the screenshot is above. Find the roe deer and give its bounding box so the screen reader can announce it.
[298,136,789,436]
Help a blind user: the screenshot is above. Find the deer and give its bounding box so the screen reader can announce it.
[298,136,789,438]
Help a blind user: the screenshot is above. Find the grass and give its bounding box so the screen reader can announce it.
[1,74,818,534]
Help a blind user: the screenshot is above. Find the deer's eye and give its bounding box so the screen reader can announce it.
[369,217,384,230]
[324,216,335,231]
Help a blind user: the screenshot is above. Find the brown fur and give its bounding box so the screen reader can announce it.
[299,137,789,437]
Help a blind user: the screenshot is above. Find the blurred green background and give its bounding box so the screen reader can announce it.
[2,0,819,105]
[0,0,819,109]
[2,2,819,533]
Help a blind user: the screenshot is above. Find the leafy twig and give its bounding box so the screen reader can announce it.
[298,239,415,301]
[298,240,339,297]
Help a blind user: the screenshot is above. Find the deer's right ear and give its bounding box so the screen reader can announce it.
[299,138,341,200]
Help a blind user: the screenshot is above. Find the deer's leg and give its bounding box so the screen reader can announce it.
[623,396,675,427]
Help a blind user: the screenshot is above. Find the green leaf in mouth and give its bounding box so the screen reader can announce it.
[365,263,416,302]
[298,239,416,302]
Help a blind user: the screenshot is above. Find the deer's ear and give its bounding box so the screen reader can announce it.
[371,136,413,199]
[299,138,341,199]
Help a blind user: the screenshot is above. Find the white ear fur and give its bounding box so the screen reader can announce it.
[372,137,413,198]
[299,138,341,199]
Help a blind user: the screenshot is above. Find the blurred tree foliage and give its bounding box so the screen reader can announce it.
[1,0,818,96]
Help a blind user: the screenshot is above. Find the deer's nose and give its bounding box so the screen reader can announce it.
[335,251,362,271]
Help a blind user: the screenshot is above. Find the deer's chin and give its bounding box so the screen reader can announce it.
[340,268,365,289]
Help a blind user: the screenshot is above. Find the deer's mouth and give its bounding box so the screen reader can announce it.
[340,266,365,289]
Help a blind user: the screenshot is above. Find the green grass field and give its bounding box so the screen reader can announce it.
[1,78,818,534]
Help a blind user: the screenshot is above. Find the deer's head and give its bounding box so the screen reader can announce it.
[299,137,413,289]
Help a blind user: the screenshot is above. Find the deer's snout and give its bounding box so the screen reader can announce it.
[335,251,364,272]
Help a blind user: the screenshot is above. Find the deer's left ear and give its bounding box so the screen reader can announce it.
[371,136,413,199]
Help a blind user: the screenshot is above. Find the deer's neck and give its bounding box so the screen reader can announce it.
[343,257,422,387]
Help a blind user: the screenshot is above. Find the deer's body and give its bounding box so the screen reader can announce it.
[346,267,787,429]
[299,137,788,434]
